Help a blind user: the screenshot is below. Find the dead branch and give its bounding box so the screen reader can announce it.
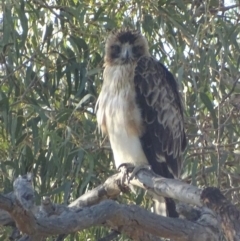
[0,170,239,240]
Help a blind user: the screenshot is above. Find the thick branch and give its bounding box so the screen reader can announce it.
[14,200,218,241]
[0,172,239,241]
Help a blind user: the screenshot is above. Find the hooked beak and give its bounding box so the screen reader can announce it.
[123,49,129,59]
[121,46,131,62]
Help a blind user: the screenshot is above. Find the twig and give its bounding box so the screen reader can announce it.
[220,76,240,105]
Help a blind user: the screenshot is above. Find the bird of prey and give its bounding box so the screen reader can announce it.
[96,29,187,217]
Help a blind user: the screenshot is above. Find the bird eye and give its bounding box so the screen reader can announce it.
[132,46,142,56]
[111,45,121,54]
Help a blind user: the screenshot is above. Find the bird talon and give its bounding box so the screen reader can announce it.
[118,163,151,184]
[118,163,135,185]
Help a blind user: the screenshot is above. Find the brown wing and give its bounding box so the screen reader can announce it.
[134,56,186,178]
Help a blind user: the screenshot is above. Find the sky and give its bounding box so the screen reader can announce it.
[225,0,236,6]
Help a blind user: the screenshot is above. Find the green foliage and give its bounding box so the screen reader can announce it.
[0,0,240,239]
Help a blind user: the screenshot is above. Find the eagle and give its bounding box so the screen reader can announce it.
[96,29,187,217]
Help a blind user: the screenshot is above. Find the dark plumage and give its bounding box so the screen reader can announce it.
[135,56,186,179]
[135,57,186,217]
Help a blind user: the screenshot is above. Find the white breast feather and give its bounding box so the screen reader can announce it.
[96,64,148,169]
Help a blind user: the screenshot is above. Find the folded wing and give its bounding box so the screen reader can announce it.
[134,56,187,178]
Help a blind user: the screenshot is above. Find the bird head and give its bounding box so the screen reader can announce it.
[104,29,150,66]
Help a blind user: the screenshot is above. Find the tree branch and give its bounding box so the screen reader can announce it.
[129,169,202,206]
[0,170,239,241]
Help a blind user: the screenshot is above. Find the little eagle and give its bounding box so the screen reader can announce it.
[96,29,187,217]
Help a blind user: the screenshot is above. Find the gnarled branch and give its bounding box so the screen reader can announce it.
[0,170,239,241]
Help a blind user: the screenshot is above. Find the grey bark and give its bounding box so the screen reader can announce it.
[0,170,238,241]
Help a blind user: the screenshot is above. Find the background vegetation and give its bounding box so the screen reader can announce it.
[0,0,240,240]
